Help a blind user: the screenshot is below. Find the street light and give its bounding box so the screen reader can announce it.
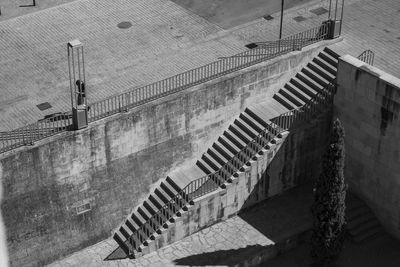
[279,0,285,40]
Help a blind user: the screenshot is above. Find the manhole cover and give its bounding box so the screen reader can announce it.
[117,21,132,29]
[36,102,52,111]
[245,43,258,49]
[293,16,307,22]
[310,7,328,16]
[263,15,274,20]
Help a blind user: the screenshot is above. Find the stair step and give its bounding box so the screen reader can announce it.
[347,212,376,230]
[160,181,181,201]
[279,87,306,107]
[295,72,324,93]
[212,141,235,161]
[307,62,336,82]
[218,135,241,155]
[203,153,232,177]
[207,147,229,166]
[239,112,265,133]
[228,124,253,144]
[149,194,165,210]
[120,224,134,240]
[284,82,312,103]
[166,176,184,195]
[234,118,260,139]
[273,92,297,110]
[143,200,158,215]
[125,217,140,232]
[319,51,338,68]
[154,188,171,205]
[198,157,218,173]
[323,47,340,59]
[290,77,318,97]
[353,226,383,243]
[113,232,131,255]
[138,206,152,221]
[350,218,381,236]
[157,186,182,212]
[223,130,247,150]
[301,66,330,87]
[313,56,337,76]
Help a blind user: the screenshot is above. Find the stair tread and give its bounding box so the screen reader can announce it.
[239,112,265,133]
[197,158,217,174]
[213,141,235,159]
[284,82,312,102]
[313,57,337,75]
[296,72,324,93]
[319,51,339,67]
[203,152,223,170]
[273,92,297,110]
[208,147,230,165]
[220,133,242,152]
[324,47,340,59]
[302,66,330,86]
[235,117,260,138]
[307,62,336,81]
[279,87,306,107]
[229,124,253,143]
[291,77,319,97]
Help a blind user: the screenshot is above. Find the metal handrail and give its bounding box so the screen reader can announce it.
[127,81,337,253]
[357,49,374,65]
[0,22,333,155]
[87,23,331,123]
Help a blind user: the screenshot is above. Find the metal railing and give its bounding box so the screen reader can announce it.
[0,114,72,153]
[357,49,374,65]
[0,22,333,155]
[88,22,331,123]
[127,81,337,254]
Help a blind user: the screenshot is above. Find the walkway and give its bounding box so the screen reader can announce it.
[47,184,314,267]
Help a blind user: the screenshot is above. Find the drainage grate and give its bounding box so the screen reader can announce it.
[117,21,132,29]
[310,7,328,16]
[293,16,307,22]
[36,102,52,111]
[263,15,274,21]
[245,43,258,49]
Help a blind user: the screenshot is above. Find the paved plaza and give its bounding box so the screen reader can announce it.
[2,0,400,131]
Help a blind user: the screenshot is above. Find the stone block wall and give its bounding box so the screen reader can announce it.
[0,40,335,267]
[335,55,400,239]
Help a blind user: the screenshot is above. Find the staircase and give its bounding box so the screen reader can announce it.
[109,46,341,260]
[273,47,339,110]
[346,194,385,243]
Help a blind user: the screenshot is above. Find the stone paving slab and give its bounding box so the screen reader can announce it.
[228,0,400,77]
[46,183,314,267]
[0,0,246,131]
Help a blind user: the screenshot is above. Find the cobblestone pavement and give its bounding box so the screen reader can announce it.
[0,0,245,130]
[228,0,400,77]
[47,184,314,267]
[1,0,399,131]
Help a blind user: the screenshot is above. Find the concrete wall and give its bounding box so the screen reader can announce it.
[335,55,400,239]
[0,40,335,267]
[143,108,332,256]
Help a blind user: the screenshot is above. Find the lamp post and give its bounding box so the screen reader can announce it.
[279,0,285,40]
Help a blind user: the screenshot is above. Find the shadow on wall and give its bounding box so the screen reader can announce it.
[173,244,268,266]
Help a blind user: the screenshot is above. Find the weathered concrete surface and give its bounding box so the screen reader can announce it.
[138,105,332,257]
[47,183,315,267]
[0,42,334,267]
[335,55,400,240]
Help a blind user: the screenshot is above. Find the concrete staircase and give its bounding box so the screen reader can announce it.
[346,194,385,243]
[110,104,284,259]
[109,47,341,260]
[273,47,339,110]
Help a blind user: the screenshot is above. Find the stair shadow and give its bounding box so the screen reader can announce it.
[173,244,268,266]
